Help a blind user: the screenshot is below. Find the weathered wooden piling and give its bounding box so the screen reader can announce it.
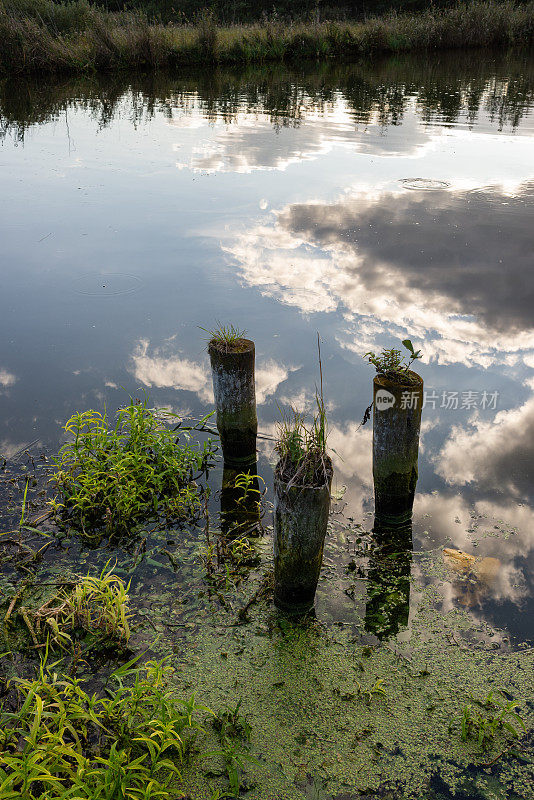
[208,338,257,468]
[273,457,333,614]
[373,371,423,526]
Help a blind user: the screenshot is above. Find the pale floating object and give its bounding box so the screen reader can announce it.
[443,548,476,571]
[442,548,500,583]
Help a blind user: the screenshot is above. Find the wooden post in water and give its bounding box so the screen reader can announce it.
[273,457,333,614]
[208,338,257,468]
[372,371,423,526]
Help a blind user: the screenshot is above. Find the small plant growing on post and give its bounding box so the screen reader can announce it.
[273,337,333,613]
[202,324,248,352]
[204,324,258,468]
[365,340,423,526]
[364,339,422,384]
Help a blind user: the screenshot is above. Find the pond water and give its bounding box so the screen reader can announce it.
[1,49,534,799]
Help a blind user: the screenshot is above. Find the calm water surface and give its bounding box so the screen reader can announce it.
[1,49,534,798]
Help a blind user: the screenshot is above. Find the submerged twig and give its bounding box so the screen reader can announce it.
[161,549,178,572]
[4,582,28,624]
[19,607,39,646]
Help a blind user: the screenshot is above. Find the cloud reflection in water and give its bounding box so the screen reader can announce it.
[225,182,534,368]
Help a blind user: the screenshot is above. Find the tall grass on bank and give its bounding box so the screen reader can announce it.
[0,1,533,75]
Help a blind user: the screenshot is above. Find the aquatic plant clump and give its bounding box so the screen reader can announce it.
[0,655,211,799]
[460,690,526,750]
[23,564,132,648]
[51,399,216,533]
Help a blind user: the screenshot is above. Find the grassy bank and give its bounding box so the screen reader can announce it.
[1,0,533,75]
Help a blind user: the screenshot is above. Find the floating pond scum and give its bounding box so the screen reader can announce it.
[208,336,258,468]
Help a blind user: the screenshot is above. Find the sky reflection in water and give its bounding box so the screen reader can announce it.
[1,50,534,642]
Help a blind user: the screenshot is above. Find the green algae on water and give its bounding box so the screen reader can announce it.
[159,551,534,800]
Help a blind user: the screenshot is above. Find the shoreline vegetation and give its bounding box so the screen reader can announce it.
[0,1,533,75]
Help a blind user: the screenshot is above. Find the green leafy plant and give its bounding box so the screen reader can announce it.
[0,652,212,799]
[233,472,264,510]
[20,564,132,649]
[227,537,259,567]
[212,700,252,743]
[50,398,216,534]
[364,339,422,383]
[199,530,261,603]
[334,677,387,704]
[460,691,526,750]
[218,470,264,541]
[360,677,387,704]
[209,700,257,798]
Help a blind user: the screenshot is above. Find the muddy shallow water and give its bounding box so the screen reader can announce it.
[1,49,534,799]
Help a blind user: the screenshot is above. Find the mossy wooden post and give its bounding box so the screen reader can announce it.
[273,457,333,614]
[208,338,257,468]
[373,371,423,526]
[220,463,261,538]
